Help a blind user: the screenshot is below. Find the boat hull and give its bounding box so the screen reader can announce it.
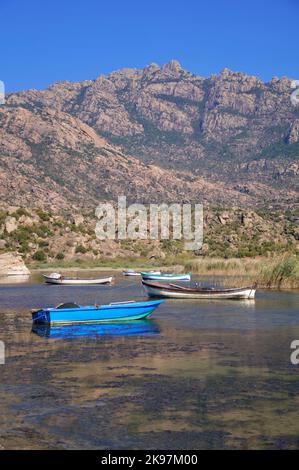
[122,271,141,276]
[43,275,113,285]
[123,270,161,277]
[142,281,256,299]
[32,300,164,325]
[141,273,191,281]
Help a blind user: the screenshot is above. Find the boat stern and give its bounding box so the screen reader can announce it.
[248,288,256,299]
[32,308,50,324]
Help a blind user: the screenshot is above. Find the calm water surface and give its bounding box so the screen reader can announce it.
[0,272,299,449]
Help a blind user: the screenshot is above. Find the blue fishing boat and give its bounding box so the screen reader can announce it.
[140,272,191,282]
[32,320,160,339]
[32,299,164,325]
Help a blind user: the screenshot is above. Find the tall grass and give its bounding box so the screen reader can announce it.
[183,256,299,288]
[258,256,299,288]
[183,258,260,276]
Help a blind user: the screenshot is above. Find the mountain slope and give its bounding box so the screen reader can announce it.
[0,105,259,211]
[2,60,299,210]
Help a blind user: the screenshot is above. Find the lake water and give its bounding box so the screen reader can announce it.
[0,272,299,449]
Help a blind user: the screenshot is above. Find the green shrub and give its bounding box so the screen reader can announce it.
[75,244,88,254]
[36,209,51,221]
[0,210,7,225]
[32,250,47,261]
[19,242,29,253]
[38,240,49,248]
[34,224,53,238]
[53,220,65,228]
[12,208,29,219]
[10,226,33,245]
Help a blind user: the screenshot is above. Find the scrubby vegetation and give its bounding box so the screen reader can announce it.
[0,206,298,287]
[32,250,47,262]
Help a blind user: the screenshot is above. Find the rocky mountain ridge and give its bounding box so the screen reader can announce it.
[1,60,299,211]
[0,104,259,211]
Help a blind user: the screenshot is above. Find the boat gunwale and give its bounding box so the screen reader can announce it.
[142,279,256,294]
[43,275,113,282]
[141,272,190,277]
[35,299,164,314]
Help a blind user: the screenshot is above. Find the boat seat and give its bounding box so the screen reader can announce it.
[56,302,80,309]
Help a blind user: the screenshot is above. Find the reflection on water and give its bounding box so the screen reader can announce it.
[32,320,160,339]
[0,273,299,449]
[0,275,30,284]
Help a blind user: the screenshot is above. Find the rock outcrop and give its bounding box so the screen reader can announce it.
[0,252,30,276]
[4,216,18,234]
[287,120,299,144]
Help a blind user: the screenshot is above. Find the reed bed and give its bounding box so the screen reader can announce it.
[183,256,299,289]
[258,256,299,289]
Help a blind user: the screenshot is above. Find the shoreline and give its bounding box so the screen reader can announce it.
[26,255,299,289]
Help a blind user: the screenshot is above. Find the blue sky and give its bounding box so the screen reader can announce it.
[1,0,298,92]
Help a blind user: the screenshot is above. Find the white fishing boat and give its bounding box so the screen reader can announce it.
[43,273,113,285]
[122,269,161,277]
[142,279,256,299]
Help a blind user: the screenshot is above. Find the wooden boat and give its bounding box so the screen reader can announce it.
[43,272,113,285]
[32,299,165,325]
[142,279,256,299]
[123,269,161,276]
[141,272,191,282]
[32,320,160,339]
